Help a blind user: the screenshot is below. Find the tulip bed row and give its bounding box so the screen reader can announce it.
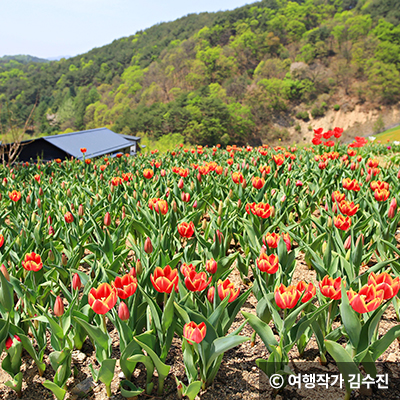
[0,131,400,400]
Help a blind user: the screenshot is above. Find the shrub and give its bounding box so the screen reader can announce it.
[334,104,340,111]
[311,107,325,118]
[295,111,310,121]
[295,124,301,132]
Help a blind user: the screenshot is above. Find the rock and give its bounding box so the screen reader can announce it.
[72,350,87,363]
[119,371,126,379]
[71,377,97,397]
[386,353,397,362]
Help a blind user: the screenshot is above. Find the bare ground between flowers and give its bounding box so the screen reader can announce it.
[1,239,400,400]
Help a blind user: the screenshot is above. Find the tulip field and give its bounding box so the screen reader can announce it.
[1,129,400,400]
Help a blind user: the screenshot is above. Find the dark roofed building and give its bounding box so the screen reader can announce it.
[14,128,141,162]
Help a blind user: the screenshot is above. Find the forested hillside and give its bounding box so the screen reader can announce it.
[1,0,400,146]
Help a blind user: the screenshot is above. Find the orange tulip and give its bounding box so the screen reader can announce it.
[231,172,244,184]
[183,321,206,345]
[150,265,179,294]
[178,221,195,238]
[22,252,43,272]
[319,275,342,300]
[88,283,118,315]
[275,284,301,309]
[80,148,87,153]
[148,198,168,215]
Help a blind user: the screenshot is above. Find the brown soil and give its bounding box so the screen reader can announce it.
[1,244,400,400]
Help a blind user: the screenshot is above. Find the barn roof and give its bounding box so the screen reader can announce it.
[40,127,138,160]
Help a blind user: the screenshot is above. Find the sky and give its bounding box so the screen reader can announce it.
[1,0,251,59]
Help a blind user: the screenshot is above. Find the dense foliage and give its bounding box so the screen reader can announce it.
[1,0,400,145]
[1,134,400,399]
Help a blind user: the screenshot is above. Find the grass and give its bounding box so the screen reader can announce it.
[375,125,400,142]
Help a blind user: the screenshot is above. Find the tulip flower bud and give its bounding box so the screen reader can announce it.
[104,212,111,227]
[66,188,71,198]
[62,253,68,266]
[321,241,327,254]
[142,189,147,199]
[136,259,143,276]
[217,216,222,226]
[241,179,247,189]
[39,187,43,196]
[388,198,397,219]
[144,237,153,254]
[365,173,371,183]
[78,204,84,217]
[207,287,215,303]
[398,169,400,179]
[172,200,177,213]
[274,170,278,179]
[178,178,184,189]
[54,296,64,317]
[356,233,364,247]
[288,212,294,222]
[12,174,15,180]
[288,163,292,172]
[190,181,195,191]
[118,301,130,321]
[202,219,207,230]
[344,236,352,250]
[224,168,228,177]
[48,250,55,262]
[37,199,41,208]
[90,198,94,206]
[110,184,115,193]
[26,195,31,204]
[71,273,82,291]
[96,194,100,202]
[286,178,290,186]
[360,169,364,176]
[327,217,332,228]
[108,193,112,202]
[218,201,223,216]
[0,264,10,282]
[70,203,75,211]
[49,226,55,235]
[197,172,202,182]
[270,206,275,217]
[229,189,233,199]
[281,194,286,203]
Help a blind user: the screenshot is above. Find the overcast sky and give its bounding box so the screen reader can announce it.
[1,0,250,59]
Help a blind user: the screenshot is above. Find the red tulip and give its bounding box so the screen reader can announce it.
[183,321,206,345]
[257,253,279,274]
[205,258,217,275]
[54,296,64,317]
[144,237,153,254]
[72,273,82,291]
[185,270,212,292]
[368,271,400,300]
[263,232,279,248]
[104,212,111,226]
[180,262,196,278]
[80,148,87,153]
[319,275,342,300]
[178,221,195,238]
[5,335,21,350]
[334,215,351,231]
[374,189,390,202]
[252,177,265,189]
[112,274,138,299]
[275,284,301,309]
[0,264,10,281]
[64,212,74,224]
[9,190,21,202]
[118,301,130,321]
[150,265,179,294]
[22,252,43,272]
[296,281,316,303]
[88,283,118,314]
[347,285,384,313]
[217,279,240,302]
[388,197,397,219]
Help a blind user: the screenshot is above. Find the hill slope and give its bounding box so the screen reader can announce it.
[1,0,400,146]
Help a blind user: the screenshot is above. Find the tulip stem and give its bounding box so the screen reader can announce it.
[326,302,332,334]
[164,292,168,309]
